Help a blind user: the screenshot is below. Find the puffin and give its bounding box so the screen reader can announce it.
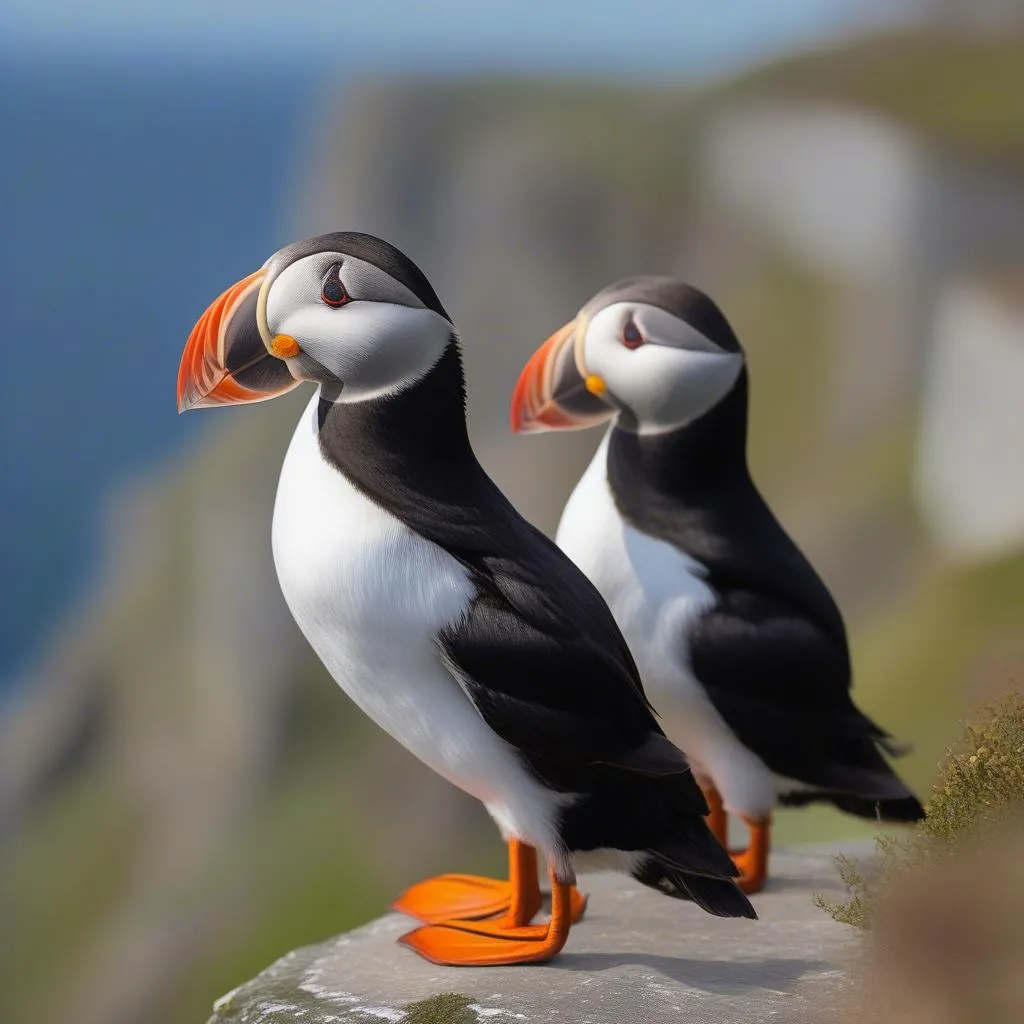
[177,235,755,967]
[510,276,924,894]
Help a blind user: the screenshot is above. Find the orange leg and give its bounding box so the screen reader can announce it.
[400,865,574,966]
[392,839,586,926]
[731,817,771,895]
[700,785,770,894]
[702,784,728,846]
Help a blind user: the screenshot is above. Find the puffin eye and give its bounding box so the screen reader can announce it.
[320,263,349,308]
[622,317,644,350]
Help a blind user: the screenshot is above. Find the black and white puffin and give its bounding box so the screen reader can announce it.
[177,235,755,966]
[510,277,924,894]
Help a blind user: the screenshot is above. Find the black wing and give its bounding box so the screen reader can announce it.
[674,485,917,804]
[438,527,694,782]
[691,591,923,821]
[689,587,916,797]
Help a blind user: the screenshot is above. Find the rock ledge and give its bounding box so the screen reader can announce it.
[209,842,868,1024]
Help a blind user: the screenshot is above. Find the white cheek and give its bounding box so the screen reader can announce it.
[277,304,451,403]
[585,333,742,433]
[650,351,742,432]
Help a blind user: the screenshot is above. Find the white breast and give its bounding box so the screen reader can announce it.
[270,393,563,850]
[555,430,775,819]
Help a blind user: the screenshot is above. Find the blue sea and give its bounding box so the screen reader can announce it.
[1,53,328,695]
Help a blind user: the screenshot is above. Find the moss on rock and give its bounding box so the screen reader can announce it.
[402,992,478,1024]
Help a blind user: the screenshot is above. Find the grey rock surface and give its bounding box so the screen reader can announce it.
[208,843,868,1024]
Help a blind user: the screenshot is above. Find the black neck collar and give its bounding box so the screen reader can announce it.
[314,337,529,568]
[607,370,751,503]
[316,338,477,496]
[605,370,847,649]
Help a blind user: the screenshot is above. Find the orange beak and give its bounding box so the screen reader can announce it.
[177,269,299,413]
[510,319,614,434]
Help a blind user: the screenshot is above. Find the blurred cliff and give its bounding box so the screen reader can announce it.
[3,24,1024,1024]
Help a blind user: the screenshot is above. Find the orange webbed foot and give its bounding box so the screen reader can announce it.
[392,873,535,925]
[393,873,588,926]
[393,840,587,926]
[400,920,557,966]
[399,879,574,966]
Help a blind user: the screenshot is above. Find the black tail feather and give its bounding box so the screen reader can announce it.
[555,757,757,920]
[648,831,741,880]
[633,856,757,919]
[780,789,925,822]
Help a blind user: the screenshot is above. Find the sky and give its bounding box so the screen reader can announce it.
[5,0,911,74]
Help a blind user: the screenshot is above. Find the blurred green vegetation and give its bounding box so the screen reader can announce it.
[816,689,1024,929]
[4,770,141,1024]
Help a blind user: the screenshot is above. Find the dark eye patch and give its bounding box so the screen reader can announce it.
[321,262,349,307]
[622,317,644,349]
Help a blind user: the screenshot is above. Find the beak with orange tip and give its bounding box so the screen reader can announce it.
[177,269,300,414]
[510,319,614,435]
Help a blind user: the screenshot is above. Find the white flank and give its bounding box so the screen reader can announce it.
[272,393,566,856]
[556,431,776,820]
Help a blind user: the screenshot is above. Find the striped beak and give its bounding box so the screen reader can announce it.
[510,319,613,434]
[177,269,299,413]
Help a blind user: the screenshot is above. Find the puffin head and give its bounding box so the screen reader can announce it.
[510,277,745,436]
[177,232,452,413]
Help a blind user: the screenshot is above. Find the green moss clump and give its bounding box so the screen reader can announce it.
[403,992,478,1024]
[816,690,1024,929]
